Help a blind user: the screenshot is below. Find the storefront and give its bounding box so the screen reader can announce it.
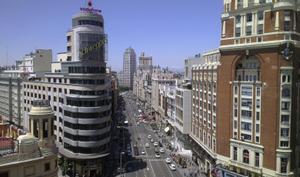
[211,165,249,177]
[189,136,216,177]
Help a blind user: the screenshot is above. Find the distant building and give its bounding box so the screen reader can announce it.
[0,75,22,126]
[0,49,52,127]
[16,49,52,78]
[151,67,176,127]
[138,52,152,70]
[51,52,68,73]
[174,83,192,135]
[133,52,153,108]
[184,53,202,80]
[121,47,136,88]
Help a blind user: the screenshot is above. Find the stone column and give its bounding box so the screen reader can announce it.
[39,119,43,140]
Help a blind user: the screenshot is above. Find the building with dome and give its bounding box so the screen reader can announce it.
[0,100,57,177]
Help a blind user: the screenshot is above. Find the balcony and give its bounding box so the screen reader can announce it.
[274,0,295,10]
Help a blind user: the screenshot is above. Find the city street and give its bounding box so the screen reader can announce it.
[117,92,183,177]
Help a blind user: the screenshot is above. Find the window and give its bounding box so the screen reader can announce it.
[0,172,9,177]
[236,15,241,24]
[257,11,264,21]
[241,98,252,107]
[256,124,260,133]
[241,86,252,96]
[282,75,287,83]
[282,87,290,98]
[281,101,290,111]
[280,158,288,173]
[281,128,289,138]
[234,120,237,129]
[280,141,289,147]
[241,110,252,118]
[243,150,249,164]
[241,122,252,131]
[256,136,260,143]
[241,133,251,141]
[246,26,252,36]
[248,0,254,7]
[255,153,260,167]
[281,115,289,124]
[237,0,243,9]
[246,13,252,22]
[235,27,241,37]
[233,147,237,160]
[44,163,50,172]
[257,24,263,34]
[284,11,291,31]
[256,99,260,109]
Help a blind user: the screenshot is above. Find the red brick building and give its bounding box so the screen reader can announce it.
[217,0,300,176]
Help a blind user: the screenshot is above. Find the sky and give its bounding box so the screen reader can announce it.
[0,0,223,71]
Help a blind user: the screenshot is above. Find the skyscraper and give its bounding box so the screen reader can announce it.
[23,2,111,176]
[122,47,136,89]
[216,0,300,176]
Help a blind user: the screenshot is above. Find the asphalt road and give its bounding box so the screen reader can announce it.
[122,92,183,177]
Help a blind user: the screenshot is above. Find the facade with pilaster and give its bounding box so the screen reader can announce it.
[216,0,300,176]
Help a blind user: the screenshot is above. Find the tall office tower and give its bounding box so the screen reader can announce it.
[122,47,136,89]
[216,0,300,176]
[23,2,111,176]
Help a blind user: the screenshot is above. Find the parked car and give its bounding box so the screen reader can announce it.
[169,164,176,171]
[165,158,171,164]
[145,143,150,148]
[155,153,160,158]
[147,135,152,139]
[153,142,159,147]
[159,148,165,153]
[141,151,146,155]
[150,138,154,143]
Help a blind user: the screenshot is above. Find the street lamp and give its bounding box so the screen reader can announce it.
[119,151,125,174]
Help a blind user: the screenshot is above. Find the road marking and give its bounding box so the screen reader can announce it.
[164,162,175,177]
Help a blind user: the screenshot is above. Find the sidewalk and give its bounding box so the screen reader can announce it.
[151,122,206,177]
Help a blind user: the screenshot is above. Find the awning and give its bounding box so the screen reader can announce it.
[164,127,170,133]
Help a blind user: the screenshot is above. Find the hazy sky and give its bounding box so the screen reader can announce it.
[0,0,223,71]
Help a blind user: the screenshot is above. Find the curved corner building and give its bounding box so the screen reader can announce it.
[23,4,111,177]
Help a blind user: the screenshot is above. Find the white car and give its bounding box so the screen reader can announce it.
[169,164,176,171]
[159,148,165,153]
[150,138,154,143]
[155,153,160,158]
[145,143,150,148]
[147,135,152,139]
[165,158,171,164]
[153,142,159,147]
[141,151,146,155]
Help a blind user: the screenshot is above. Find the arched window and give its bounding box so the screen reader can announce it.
[243,150,249,164]
[235,56,260,81]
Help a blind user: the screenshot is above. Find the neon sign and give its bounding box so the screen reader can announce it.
[80,0,101,14]
[80,8,101,14]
